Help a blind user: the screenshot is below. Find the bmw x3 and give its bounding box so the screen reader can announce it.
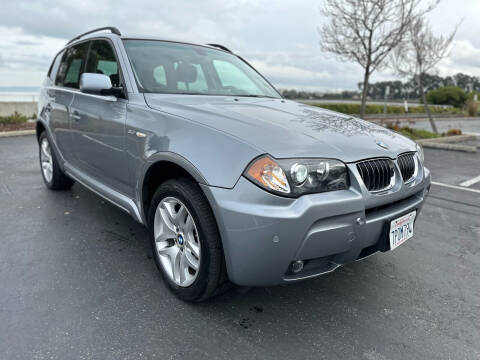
[37,27,431,301]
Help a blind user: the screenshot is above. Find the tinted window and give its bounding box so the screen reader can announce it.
[48,50,63,81]
[56,42,89,88]
[86,40,121,87]
[123,40,280,98]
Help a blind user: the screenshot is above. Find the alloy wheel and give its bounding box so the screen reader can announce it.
[153,197,201,287]
[40,137,53,183]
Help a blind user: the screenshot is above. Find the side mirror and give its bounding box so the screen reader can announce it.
[80,73,122,96]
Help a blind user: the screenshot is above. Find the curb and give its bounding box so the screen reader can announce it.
[417,134,477,153]
[416,134,477,144]
[0,130,35,138]
[419,142,477,153]
[367,114,470,122]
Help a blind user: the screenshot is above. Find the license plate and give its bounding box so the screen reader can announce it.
[389,210,416,250]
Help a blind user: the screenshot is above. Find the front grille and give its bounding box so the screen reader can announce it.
[356,158,394,192]
[398,153,416,182]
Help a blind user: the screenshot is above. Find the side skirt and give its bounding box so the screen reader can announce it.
[64,162,144,225]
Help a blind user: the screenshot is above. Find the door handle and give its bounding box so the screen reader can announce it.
[70,111,81,121]
[128,129,146,138]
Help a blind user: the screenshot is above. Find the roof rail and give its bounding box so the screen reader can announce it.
[67,26,121,45]
[207,43,232,53]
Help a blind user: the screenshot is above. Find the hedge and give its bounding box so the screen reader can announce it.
[426,86,467,108]
[0,112,29,125]
[310,103,461,115]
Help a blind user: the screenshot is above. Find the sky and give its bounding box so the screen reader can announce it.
[1,0,479,92]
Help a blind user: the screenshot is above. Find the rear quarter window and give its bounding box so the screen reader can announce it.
[47,51,64,81]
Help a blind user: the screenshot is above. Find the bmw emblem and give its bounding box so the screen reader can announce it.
[376,141,389,150]
[177,234,184,245]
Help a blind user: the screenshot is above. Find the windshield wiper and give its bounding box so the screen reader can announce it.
[173,92,210,96]
[230,94,278,99]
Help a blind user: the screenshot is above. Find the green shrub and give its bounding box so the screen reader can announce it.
[386,125,440,140]
[426,86,467,108]
[311,103,461,115]
[0,112,29,125]
[467,91,480,101]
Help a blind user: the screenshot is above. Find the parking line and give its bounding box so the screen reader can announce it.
[431,181,480,194]
[459,175,480,187]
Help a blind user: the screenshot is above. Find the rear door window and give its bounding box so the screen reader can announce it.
[86,40,121,87]
[56,42,89,89]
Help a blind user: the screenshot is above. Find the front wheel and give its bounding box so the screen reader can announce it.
[148,178,229,301]
[38,132,74,190]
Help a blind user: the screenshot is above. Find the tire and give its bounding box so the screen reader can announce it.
[148,178,230,301]
[38,131,74,190]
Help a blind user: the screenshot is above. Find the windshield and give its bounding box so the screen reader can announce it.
[122,40,281,98]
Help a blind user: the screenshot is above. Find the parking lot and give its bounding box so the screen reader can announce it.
[1,135,479,360]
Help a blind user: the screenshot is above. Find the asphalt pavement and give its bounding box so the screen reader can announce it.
[1,135,479,360]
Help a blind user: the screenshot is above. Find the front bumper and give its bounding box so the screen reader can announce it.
[201,162,431,286]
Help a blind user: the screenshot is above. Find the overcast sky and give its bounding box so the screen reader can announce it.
[1,0,478,91]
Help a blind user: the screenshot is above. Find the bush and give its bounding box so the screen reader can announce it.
[467,91,480,101]
[311,103,461,115]
[426,86,467,108]
[445,128,462,136]
[466,100,479,116]
[0,112,29,125]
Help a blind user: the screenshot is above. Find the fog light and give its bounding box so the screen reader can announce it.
[291,260,304,273]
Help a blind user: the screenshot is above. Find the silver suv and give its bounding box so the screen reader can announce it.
[37,27,431,301]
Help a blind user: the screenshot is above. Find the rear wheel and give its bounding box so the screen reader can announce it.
[148,178,229,301]
[38,132,74,190]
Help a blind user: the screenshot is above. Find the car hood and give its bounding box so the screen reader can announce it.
[144,94,416,162]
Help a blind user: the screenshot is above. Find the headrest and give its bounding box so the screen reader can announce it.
[176,62,197,83]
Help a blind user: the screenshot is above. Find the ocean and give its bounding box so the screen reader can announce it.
[0,87,41,102]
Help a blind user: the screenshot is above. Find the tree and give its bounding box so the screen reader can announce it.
[393,17,459,133]
[319,0,436,118]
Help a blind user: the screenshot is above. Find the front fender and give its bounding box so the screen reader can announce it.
[126,103,262,190]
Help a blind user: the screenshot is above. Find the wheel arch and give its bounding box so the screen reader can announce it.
[139,152,209,223]
[36,120,46,142]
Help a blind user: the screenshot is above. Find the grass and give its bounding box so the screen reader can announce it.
[311,103,463,115]
[387,125,462,140]
[0,112,29,125]
[395,127,441,140]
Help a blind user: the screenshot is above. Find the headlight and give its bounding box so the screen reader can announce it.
[416,143,424,163]
[244,155,349,197]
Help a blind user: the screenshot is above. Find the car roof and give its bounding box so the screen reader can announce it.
[66,31,232,54]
